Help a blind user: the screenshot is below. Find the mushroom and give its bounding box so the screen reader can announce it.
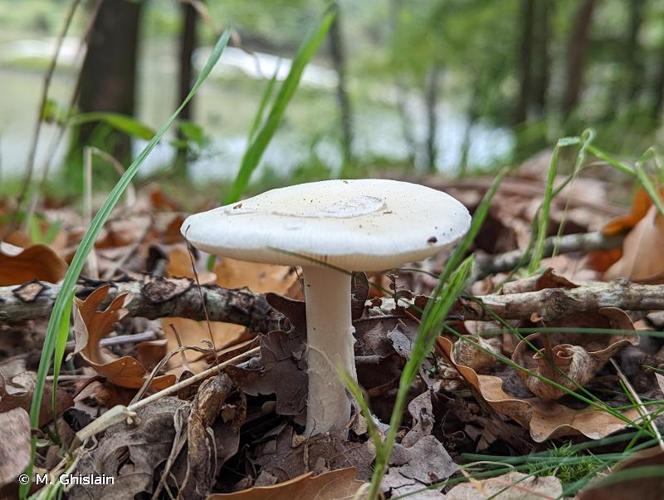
[181,179,470,436]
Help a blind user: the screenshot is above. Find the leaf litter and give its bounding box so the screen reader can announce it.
[3,166,664,498]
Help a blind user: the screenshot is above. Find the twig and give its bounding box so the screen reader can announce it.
[472,231,624,281]
[64,330,157,351]
[610,358,664,451]
[4,277,664,327]
[74,346,260,443]
[0,278,282,331]
[83,147,99,279]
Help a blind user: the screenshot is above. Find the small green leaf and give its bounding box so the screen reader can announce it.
[70,112,156,140]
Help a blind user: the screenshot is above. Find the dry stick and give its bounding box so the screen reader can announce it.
[5,278,664,326]
[83,147,99,279]
[610,358,664,451]
[64,330,157,351]
[0,278,281,330]
[472,231,624,281]
[184,237,219,365]
[9,0,83,236]
[74,346,260,443]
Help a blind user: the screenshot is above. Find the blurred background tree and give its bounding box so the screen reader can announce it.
[1,0,664,196]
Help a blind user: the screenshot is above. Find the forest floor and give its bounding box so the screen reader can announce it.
[1,149,664,499]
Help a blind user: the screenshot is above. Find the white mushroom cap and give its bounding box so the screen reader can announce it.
[181,179,470,271]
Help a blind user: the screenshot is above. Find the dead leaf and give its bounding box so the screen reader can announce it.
[0,243,67,285]
[0,371,73,426]
[511,307,637,400]
[181,373,246,499]
[579,446,664,500]
[253,426,374,485]
[163,252,298,373]
[501,268,578,294]
[226,296,307,423]
[0,408,31,487]
[73,285,174,390]
[453,335,500,374]
[402,391,435,447]
[437,336,639,442]
[603,188,660,236]
[590,187,664,273]
[208,468,364,499]
[605,205,664,282]
[447,472,562,499]
[70,398,188,499]
[383,435,457,498]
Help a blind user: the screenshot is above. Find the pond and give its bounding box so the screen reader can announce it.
[0,36,514,184]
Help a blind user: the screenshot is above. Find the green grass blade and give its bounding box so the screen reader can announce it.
[69,112,156,140]
[368,257,474,499]
[248,64,281,143]
[443,165,508,284]
[223,7,336,204]
[22,30,231,497]
[528,142,559,273]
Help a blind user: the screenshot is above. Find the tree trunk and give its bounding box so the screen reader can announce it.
[652,42,664,122]
[514,0,535,124]
[531,0,552,116]
[425,63,441,173]
[75,0,144,164]
[328,12,354,175]
[625,0,646,102]
[174,0,199,177]
[459,81,481,177]
[561,0,597,118]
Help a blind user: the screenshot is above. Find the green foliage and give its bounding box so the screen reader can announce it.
[22,30,232,498]
[223,6,336,203]
[69,112,156,141]
[526,442,607,485]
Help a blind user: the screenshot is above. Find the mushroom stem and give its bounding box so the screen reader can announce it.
[302,265,356,437]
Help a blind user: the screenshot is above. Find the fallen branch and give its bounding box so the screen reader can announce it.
[2,276,663,327]
[456,280,664,322]
[0,277,281,331]
[472,231,624,280]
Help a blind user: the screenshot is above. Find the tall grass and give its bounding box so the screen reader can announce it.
[23,31,232,498]
[223,6,336,204]
[349,169,509,499]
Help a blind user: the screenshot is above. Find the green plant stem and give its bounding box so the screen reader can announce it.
[368,257,473,499]
[22,31,231,499]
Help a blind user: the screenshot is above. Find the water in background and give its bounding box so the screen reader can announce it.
[0,37,514,183]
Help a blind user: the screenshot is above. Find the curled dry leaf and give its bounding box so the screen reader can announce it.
[603,187,663,236]
[208,468,365,500]
[453,335,500,374]
[446,472,562,500]
[0,243,67,285]
[579,446,664,500]
[436,336,639,442]
[0,408,31,487]
[512,307,637,400]
[73,285,174,390]
[180,373,246,499]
